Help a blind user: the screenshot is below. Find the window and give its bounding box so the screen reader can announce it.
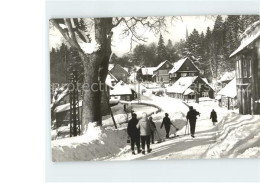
[202,92,208,97]
[186,66,190,70]
[242,59,247,78]
[236,60,240,79]
[248,56,252,77]
[181,73,187,77]
[189,73,195,76]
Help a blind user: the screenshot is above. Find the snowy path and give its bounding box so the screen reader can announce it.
[107,98,223,161]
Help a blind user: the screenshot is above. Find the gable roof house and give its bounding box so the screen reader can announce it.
[109,64,129,83]
[218,78,238,110]
[110,81,137,101]
[229,20,260,115]
[166,76,214,100]
[136,66,157,82]
[153,60,173,83]
[219,71,236,87]
[169,57,200,84]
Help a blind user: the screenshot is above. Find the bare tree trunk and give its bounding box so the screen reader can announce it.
[80,18,113,134]
[81,54,102,134]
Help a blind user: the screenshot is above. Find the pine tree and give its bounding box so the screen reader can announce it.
[166,39,179,63]
[204,27,214,79]
[212,15,225,79]
[183,28,203,69]
[157,34,168,64]
[240,15,260,33]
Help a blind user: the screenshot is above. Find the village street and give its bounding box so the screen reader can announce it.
[108,97,227,161]
[50,17,260,162]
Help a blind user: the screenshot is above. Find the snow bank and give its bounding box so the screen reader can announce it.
[237,147,260,158]
[102,103,160,127]
[151,111,187,138]
[205,112,260,159]
[52,123,128,161]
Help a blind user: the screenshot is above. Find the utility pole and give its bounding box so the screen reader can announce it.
[69,70,80,137]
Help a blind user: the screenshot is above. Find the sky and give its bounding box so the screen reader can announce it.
[49,16,216,56]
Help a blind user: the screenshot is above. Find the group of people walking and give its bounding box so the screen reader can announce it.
[127,112,154,155]
[127,106,218,155]
[127,112,178,155]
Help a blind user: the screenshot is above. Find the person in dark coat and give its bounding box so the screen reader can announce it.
[186,106,200,138]
[149,116,156,144]
[160,113,172,138]
[210,109,218,125]
[127,113,141,155]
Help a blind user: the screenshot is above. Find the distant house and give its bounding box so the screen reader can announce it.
[109,64,129,83]
[52,75,115,127]
[136,66,157,82]
[106,71,118,87]
[54,101,82,128]
[153,60,173,83]
[230,20,260,115]
[166,76,214,100]
[218,78,237,110]
[219,71,236,87]
[110,81,137,101]
[169,57,200,84]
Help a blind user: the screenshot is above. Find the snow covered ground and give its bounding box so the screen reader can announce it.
[205,112,260,159]
[51,95,189,161]
[51,95,260,161]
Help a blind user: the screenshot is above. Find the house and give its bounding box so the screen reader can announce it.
[229,20,260,115]
[136,66,157,82]
[218,78,237,110]
[166,76,214,100]
[153,60,173,83]
[54,101,83,128]
[52,74,116,127]
[169,57,200,83]
[109,64,129,83]
[219,71,236,87]
[110,81,137,101]
[106,71,118,87]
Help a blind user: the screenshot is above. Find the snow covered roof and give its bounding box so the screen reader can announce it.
[183,88,194,95]
[167,76,198,94]
[169,57,200,74]
[53,88,69,105]
[154,60,172,71]
[220,71,236,82]
[218,78,237,98]
[105,72,117,88]
[202,78,214,91]
[108,64,114,71]
[123,67,129,73]
[55,100,83,113]
[134,66,141,71]
[110,81,132,96]
[141,67,157,75]
[230,21,260,57]
[169,58,186,74]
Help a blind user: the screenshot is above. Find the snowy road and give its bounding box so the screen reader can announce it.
[108,98,223,161]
